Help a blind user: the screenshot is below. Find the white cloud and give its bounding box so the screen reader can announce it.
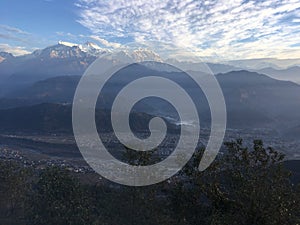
[90,35,121,48]
[292,18,300,23]
[0,43,31,56]
[55,32,122,49]
[0,24,33,46]
[76,0,300,59]
[0,24,30,35]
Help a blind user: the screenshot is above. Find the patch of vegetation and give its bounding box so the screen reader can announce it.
[0,139,298,225]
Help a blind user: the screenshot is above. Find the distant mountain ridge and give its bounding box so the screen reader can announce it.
[1,41,300,98]
[257,66,300,84]
[0,43,96,95]
[226,58,300,70]
[57,41,110,56]
[2,69,300,131]
[0,103,177,134]
[0,42,166,96]
[0,52,14,62]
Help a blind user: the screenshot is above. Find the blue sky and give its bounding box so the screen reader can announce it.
[0,0,299,60]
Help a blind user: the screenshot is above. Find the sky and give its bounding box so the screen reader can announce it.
[0,0,299,60]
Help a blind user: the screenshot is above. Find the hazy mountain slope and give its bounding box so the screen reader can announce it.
[0,43,167,96]
[227,58,300,70]
[4,69,300,130]
[165,59,241,74]
[8,75,81,102]
[0,103,177,134]
[216,70,300,124]
[258,66,300,84]
[0,103,73,133]
[0,44,96,96]
[0,52,14,63]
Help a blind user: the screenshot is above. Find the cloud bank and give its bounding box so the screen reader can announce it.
[76,0,300,59]
[0,43,31,56]
[90,35,122,48]
[0,24,30,43]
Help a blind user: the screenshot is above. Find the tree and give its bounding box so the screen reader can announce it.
[26,166,92,225]
[169,140,300,225]
[200,139,300,225]
[0,161,31,222]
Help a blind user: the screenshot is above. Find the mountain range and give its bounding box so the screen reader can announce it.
[1,41,299,93]
[0,42,166,95]
[0,102,178,134]
[1,66,300,133]
[257,66,300,84]
[0,41,299,139]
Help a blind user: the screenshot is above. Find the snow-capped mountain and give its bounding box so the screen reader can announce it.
[0,52,14,63]
[33,43,88,59]
[57,41,110,57]
[100,48,163,64]
[130,49,162,62]
[57,41,78,48]
[31,41,110,59]
[0,41,165,95]
[29,41,162,62]
[79,42,111,56]
[2,40,300,95]
[1,40,164,64]
[0,42,98,94]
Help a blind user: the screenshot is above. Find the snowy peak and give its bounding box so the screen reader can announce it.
[131,49,162,62]
[57,41,111,56]
[79,42,110,56]
[0,42,163,63]
[83,42,102,50]
[31,41,111,59]
[0,52,14,62]
[56,41,162,62]
[101,48,163,63]
[33,43,88,59]
[0,52,14,58]
[58,41,78,48]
